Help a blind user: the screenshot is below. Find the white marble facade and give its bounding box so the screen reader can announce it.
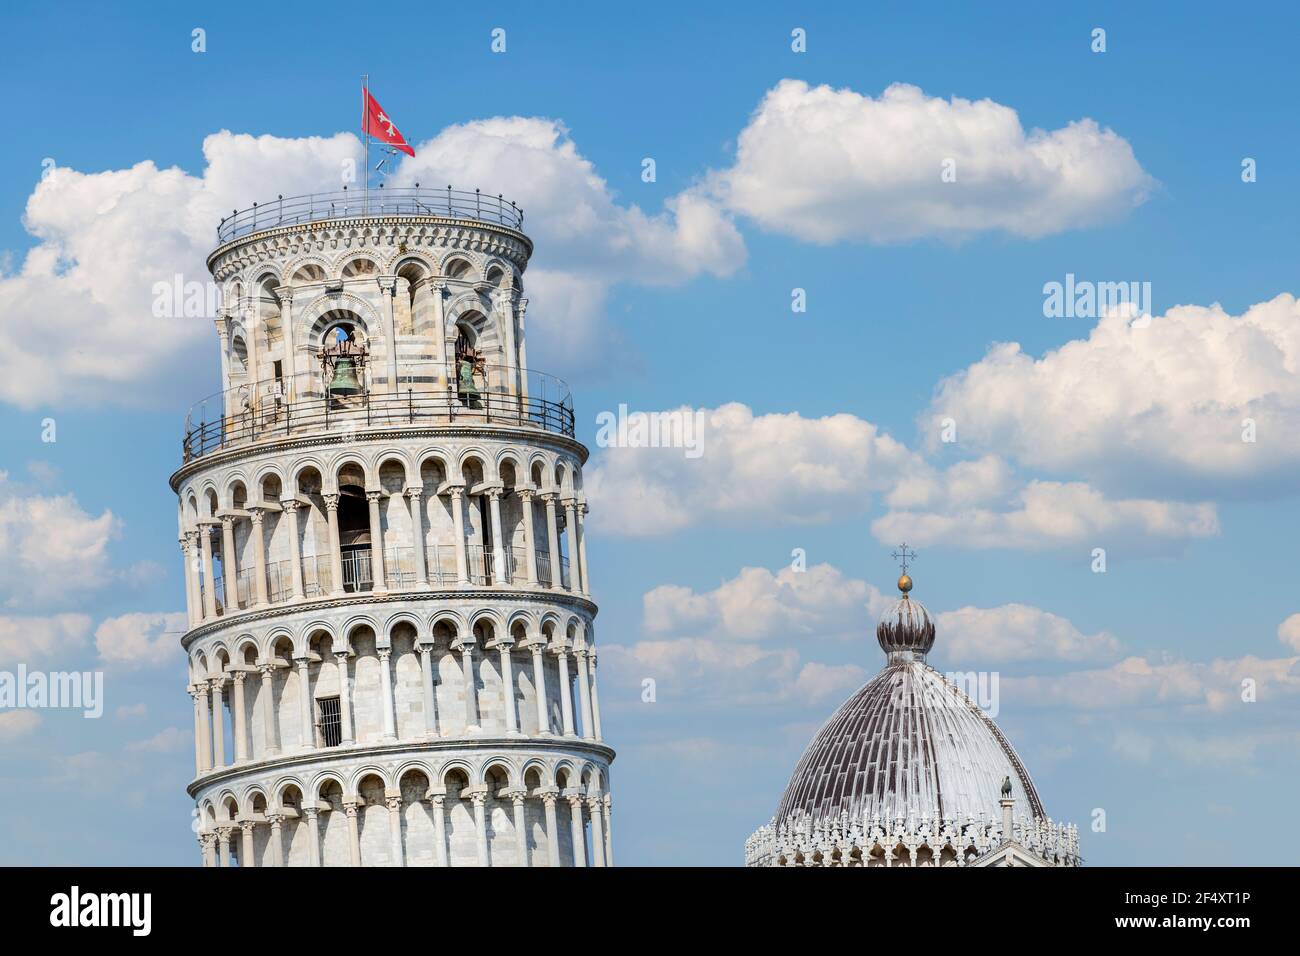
[175,192,613,866]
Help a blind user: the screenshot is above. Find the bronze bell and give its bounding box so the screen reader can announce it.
[328,356,362,396]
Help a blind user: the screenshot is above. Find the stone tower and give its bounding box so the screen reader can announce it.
[172,187,613,867]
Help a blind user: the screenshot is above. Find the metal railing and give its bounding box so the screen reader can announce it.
[341,548,373,592]
[181,364,574,464]
[216,187,524,243]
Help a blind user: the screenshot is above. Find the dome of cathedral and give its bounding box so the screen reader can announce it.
[774,572,1043,829]
[773,658,1043,828]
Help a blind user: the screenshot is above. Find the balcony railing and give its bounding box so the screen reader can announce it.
[181,364,574,464]
[198,544,572,617]
[216,187,524,243]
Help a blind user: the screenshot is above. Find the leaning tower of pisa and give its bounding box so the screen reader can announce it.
[172,187,613,867]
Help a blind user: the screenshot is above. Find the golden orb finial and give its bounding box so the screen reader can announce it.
[898,573,913,594]
[890,542,917,596]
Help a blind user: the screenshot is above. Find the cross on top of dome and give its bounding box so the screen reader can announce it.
[890,542,916,595]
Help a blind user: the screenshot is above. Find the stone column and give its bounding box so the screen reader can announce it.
[431,281,448,383]
[589,651,603,742]
[181,536,199,628]
[295,657,313,751]
[231,671,249,762]
[344,800,362,866]
[449,487,469,585]
[541,791,561,867]
[282,500,305,599]
[576,501,591,596]
[324,494,344,595]
[336,652,354,744]
[543,494,562,590]
[195,683,212,771]
[379,276,400,393]
[567,795,587,867]
[487,488,507,583]
[471,791,490,867]
[563,499,581,593]
[275,285,297,382]
[509,791,529,866]
[304,807,321,867]
[240,821,256,867]
[190,685,205,774]
[418,643,437,737]
[457,639,479,731]
[386,793,405,867]
[588,798,607,867]
[200,525,218,618]
[575,648,595,741]
[367,491,387,591]
[430,793,449,867]
[518,488,538,585]
[603,795,614,866]
[259,664,280,756]
[406,489,428,587]
[555,647,575,737]
[268,814,285,868]
[249,508,269,606]
[496,639,518,734]
[529,638,549,734]
[220,516,239,611]
[210,676,226,769]
[495,290,519,394]
[200,833,216,868]
[378,647,396,740]
[217,827,233,867]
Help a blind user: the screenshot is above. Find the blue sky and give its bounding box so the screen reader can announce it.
[1,0,1298,865]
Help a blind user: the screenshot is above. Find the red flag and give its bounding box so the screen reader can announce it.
[362,88,415,157]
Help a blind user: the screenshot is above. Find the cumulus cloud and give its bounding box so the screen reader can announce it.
[926,294,1300,496]
[0,475,120,605]
[873,479,1219,554]
[936,603,1121,664]
[708,79,1153,243]
[602,637,864,708]
[1,120,743,407]
[126,726,190,754]
[1005,654,1300,712]
[3,133,359,409]
[0,614,92,663]
[644,563,889,642]
[94,612,186,668]
[1278,614,1300,653]
[0,710,41,740]
[586,402,922,535]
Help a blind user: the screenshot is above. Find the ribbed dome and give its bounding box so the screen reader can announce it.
[876,594,935,658]
[774,660,1044,828]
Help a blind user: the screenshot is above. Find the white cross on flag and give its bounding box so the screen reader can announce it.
[362,87,415,157]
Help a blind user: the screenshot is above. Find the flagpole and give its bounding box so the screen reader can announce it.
[361,73,369,212]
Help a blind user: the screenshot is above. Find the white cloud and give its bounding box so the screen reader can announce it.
[0,710,41,740]
[926,294,1300,495]
[1279,614,1300,653]
[2,120,744,407]
[126,726,189,754]
[709,79,1152,243]
[94,611,186,668]
[936,603,1121,664]
[115,702,147,720]
[587,402,922,536]
[0,614,92,663]
[874,479,1219,553]
[4,133,359,409]
[644,563,888,642]
[0,476,120,606]
[1005,654,1300,712]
